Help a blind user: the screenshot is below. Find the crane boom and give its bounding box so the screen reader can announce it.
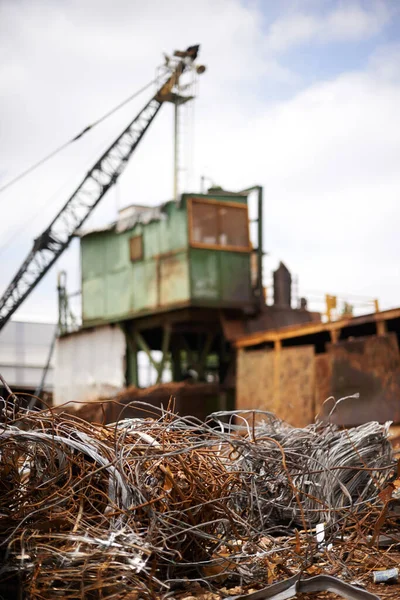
[0,45,200,331]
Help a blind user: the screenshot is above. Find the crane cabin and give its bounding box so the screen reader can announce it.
[73,186,265,398]
[80,189,259,326]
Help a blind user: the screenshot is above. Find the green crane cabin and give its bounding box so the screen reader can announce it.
[55,186,319,415]
[80,190,255,325]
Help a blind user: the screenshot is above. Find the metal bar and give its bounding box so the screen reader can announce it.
[29,324,58,409]
[131,335,139,388]
[180,334,196,367]
[171,336,182,381]
[156,325,171,384]
[174,101,179,201]
[0,99,162,329]
[239,185,264,306]
[134,330,160,372]
[257,186,264,304]
[230,573,380,600]
[197,332,214,379]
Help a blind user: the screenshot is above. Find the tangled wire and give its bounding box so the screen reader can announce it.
[0,399,397,599]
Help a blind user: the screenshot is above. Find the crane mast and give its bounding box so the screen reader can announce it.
[0,45,200,331]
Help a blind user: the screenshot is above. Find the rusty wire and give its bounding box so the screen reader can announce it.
[0,398,398,599]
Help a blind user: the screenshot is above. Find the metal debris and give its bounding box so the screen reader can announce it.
[0,395,398,598]
[372,568,399,584]
[230,573,380,600]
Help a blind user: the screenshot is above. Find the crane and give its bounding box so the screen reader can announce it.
[0,44,201,331]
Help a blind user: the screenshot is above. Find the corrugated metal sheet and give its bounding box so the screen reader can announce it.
[81,202,190,325]
[54,325,125,407]
[236,345,315,427]
[0,320,56,390]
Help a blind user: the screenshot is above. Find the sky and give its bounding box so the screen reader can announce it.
[0,0,400,324]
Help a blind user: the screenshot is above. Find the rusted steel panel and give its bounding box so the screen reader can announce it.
[236,348,274,416]
[315,353,332,416]
[278,346,315,427]
[236,345,315,427]
[220,313,246,342]
[323,333,400,426]
[159,252,189,306]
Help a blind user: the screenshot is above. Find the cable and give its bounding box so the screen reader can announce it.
[0,77,158,195]
[0,115,132,257]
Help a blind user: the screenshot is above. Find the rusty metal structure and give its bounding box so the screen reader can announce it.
[56,185,320,414]
[0,41,324,415]
[0,45,203,331]
[234,307,400,427]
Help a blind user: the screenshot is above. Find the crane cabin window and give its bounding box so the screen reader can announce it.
[189,198,250,252]
[129,234,143,262]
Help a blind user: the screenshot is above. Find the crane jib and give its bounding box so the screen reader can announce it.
[0,45,200,331]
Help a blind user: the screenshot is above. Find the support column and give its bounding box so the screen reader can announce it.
[133,327,171,385]
[130,333,139,387]
[273,339,282,414]
[174,102,179,201]
[123,325,139,387]
[156,325,171,384]
[197,332,214,380]
[171,337,182,382]
[376,319,387,336]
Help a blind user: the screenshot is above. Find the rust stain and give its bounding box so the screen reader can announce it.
[159,254,188,306]
[323,333,400,426]
[315,353,332,416]
[236,345,315,427]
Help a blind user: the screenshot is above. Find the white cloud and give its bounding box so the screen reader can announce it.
[266,2,391,53]
[193,42,400,309]
[0,0,398,324]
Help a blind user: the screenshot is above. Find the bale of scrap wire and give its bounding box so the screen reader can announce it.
[0,405,256,597]
[0,401,396,599]
[212,410,395,536]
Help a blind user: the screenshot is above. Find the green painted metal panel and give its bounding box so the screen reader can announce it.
[167,205,188,250]
[220,251,252,303]
[160,251,189,305]
[190,248,251,305]
[106,231,130,273]
[131,259,158,312]
[190,249,220,300]
[81,234,107,280]
[142,203,188,259]
[82,277,105,321]
[106,271,131,319]
[143,221,161,258]
[80,195,254,325]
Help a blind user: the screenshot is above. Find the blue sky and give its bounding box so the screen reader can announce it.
[0,0,399,323]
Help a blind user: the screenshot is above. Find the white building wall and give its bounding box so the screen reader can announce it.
[0,320,56,391]
[54,324,125,407]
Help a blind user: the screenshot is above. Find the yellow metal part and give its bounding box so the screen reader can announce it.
[325,294,337,322]
[155,46,200,104]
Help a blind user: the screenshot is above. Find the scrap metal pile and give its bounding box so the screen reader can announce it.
[0,397,399,599]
